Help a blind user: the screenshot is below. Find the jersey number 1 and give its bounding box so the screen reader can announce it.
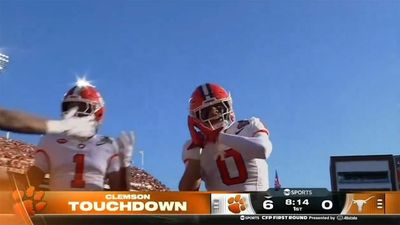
[216,149,248,185]
[71,154,86,188]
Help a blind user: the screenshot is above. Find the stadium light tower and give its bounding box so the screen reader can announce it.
[0,52,10,140]
[0,53,9,73]
[139,150,144,169]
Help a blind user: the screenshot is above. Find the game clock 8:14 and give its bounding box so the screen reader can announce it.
[251,188,346,214]
[285,198,310,207]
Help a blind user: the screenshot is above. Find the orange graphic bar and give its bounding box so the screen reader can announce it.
[384,193,400,214]
[39,192,211,215]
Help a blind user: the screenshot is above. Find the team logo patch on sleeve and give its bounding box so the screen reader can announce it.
[237,120,250,129]
[96,137,113,146]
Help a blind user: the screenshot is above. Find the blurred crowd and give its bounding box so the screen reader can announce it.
[128,167,169,191]
[0,137,35,174]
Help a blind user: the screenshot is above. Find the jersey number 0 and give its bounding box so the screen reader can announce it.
[216,149,248,185]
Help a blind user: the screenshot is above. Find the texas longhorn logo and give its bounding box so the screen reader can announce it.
[352,196,375,212]
[12,186,47,216]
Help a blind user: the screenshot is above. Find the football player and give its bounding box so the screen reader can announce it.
[0,107,96,137]
[27,83,134,191]
[179,83,272,191]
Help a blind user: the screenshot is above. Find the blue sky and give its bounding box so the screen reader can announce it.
[1,0,400,190]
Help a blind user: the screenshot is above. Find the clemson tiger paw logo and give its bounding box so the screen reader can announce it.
[12,186,47,216]
[227,195,247,213]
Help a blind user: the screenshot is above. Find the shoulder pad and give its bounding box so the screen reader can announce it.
[249,117,270,135]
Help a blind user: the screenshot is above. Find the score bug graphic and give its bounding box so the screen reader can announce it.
[211,194,256,214]
[248,189,343,214]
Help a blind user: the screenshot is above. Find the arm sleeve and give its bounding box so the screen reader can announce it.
[107,154,121,174]
[218,118,272,159]
[182,140,201,164]
[34,137,50,173]
[107,141,122,173]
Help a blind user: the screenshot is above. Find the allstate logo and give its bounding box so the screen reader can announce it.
[283,188,291,196]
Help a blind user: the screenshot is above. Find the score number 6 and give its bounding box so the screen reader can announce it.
[263,196,274,210]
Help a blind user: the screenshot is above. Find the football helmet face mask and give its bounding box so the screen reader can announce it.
[62,85,105,124]
[189,83,235,130]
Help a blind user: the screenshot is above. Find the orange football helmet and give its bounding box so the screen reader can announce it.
[62,84,105,124]
[189,83,234,129]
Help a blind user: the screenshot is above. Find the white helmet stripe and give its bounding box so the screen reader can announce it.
[201,85,210,99]
[201,84,214,100]
[72,86,81,96]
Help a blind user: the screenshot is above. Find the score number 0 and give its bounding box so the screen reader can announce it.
[321,200,333,210]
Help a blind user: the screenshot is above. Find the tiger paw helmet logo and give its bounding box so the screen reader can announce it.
[227,195,247,214]
[12,186,47,216]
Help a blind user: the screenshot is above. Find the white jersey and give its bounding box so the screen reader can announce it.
[34,134,120,191]
[182,117,272,191]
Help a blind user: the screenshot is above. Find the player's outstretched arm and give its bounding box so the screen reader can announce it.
[46,107,96,137]
[0,108,48,134]
[0,107,96,137]
[179,159,202,191]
